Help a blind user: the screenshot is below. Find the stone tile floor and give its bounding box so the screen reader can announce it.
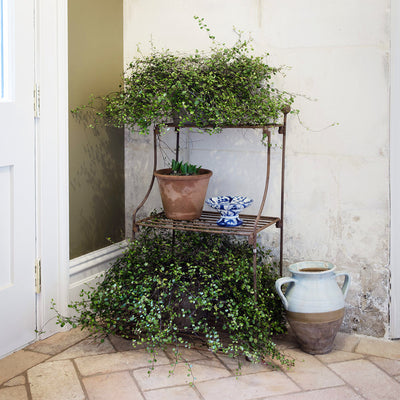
[0,328,400,399]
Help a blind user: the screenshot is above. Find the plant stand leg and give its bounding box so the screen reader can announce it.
[278,106,290,275]
[253,244,258,301]
[132,125,159,238]
[175,126,180,161]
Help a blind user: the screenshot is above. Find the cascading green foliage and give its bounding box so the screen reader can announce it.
[54,229,293,372]
[72,17,294,134]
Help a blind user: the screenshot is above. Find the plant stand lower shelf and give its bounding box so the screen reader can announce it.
[132,108,289,299]
[135,211,280,245]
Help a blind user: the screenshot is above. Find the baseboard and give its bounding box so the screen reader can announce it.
[69,241,128,302]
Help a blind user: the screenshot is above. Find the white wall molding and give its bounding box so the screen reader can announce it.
[70,241,128,277]
[69,241,128,302]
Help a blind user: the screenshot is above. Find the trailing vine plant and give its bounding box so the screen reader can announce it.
[53,229,294,377]
[72,17,295,135]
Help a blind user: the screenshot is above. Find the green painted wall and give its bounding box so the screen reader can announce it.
[68,0,124,259]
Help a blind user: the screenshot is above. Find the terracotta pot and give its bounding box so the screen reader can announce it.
[154,168,212,220]
[275,261,351,354]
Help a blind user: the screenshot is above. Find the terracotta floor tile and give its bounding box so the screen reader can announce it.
[217,353,274,374]
[50,337,115,361]
[196,371,300,400]
[192,356,232,369]
[3,375,26,387]
[144,385,202,400]
[26,327,90,355]
[4,327,400,400]
[284,349,344,390]
[164,345,214,363]
[355,337,400,359]
[83,371,144,400]
[315,350,364,364]
[75,349,169,376]
[368,355,400,375]
[134,360,231,390]
[28,359,85,400]
[266,386,364,400]
[0,386,28,400]
[329,359,400,400]
[0,350,49,384]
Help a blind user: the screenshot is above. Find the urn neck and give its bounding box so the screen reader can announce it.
[289,261,336,277]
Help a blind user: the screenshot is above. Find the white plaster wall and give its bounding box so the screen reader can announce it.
[124,0,391,336]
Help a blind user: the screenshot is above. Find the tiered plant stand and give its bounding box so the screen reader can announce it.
[132,108,290,297]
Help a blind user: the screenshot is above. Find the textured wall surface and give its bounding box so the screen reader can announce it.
[124,0,391,337]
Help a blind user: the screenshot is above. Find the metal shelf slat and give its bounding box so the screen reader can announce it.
[136,211,280,241]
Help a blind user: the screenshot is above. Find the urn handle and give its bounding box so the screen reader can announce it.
[275,277,296,310]
[335,272,351,299]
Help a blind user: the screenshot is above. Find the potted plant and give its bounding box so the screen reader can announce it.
[155,160,212,220]
[72,17,295,136]
[53,230,294,376]
[72,18,295,218]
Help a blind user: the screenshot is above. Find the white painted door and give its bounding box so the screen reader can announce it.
[0,0,36,356]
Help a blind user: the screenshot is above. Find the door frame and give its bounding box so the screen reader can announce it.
[390,0,400,339]
[35,0,127,340]
[34,0,69,337]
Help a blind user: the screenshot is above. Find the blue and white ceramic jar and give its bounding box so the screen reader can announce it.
[275,261,351,354]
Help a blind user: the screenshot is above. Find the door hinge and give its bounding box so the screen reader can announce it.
[34,84,40,118]
[35,259,41,294]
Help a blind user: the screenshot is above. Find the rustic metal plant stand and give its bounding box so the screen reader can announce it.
[132,108,290,297]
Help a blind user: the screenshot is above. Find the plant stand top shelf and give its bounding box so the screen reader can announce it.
[132,109,289,290]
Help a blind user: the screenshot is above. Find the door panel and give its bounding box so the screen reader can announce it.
[0,0,36,357]
[0,166,13,289]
